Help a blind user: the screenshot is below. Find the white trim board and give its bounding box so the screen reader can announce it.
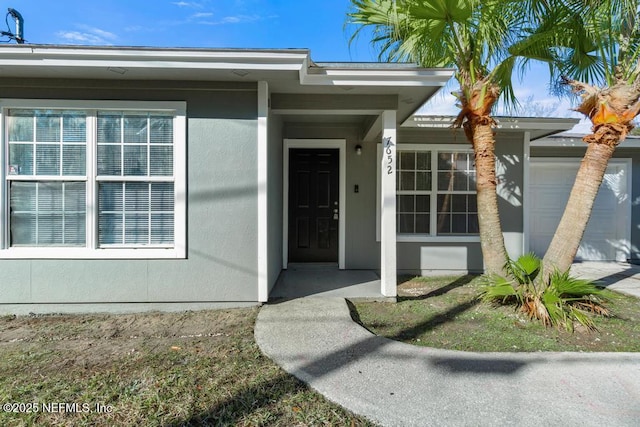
[282,139,346,270]
[522,131,531,256]
[257,81,269,302]
[380,110,397,297]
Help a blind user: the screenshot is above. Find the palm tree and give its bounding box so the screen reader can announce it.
[348,0,537,275]
[535,0,640,276]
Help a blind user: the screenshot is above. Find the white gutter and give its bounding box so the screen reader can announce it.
[532,136,640,148]
[405,115,579,130]
[0,45,309,72]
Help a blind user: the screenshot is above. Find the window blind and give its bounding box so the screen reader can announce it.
[96,111,174,246]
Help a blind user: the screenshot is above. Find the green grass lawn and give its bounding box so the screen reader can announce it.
[352,275,640,352]
[0,308,374,427]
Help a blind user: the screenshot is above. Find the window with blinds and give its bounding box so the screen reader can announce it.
[96,112,174,247]
[7,110,87,246]
[3,104,183,256]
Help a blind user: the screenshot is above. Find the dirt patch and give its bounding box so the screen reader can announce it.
[0,309,374,426]
[0,310,239,370]
[0,310,238,342]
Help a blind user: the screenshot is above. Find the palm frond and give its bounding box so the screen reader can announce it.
[478,274,518,303]
[490,56,519,113]
[565,305,597,331]
[347,0,544,112]
[503,252,541,284]
[547,270,604,298]
[478,254,609,330]
[540,290,566,328]
[531,0,640,86]
[408,0,473,22]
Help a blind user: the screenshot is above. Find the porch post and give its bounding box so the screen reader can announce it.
[522,131,531,258]
[257,81,269,302]
[380,110,397,297]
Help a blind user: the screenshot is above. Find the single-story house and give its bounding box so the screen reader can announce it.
[0,45,636,314]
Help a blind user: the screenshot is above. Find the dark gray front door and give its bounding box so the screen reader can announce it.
[288,148,339,262]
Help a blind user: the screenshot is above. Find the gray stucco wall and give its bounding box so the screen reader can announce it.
[0,80,261,311]
[531,145,640,262]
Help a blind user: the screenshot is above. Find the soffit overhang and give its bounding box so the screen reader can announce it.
[0,44,454,124]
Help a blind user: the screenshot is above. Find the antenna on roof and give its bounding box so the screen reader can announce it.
[1,8,24,44]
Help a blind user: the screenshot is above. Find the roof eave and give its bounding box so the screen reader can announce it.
[0,44,455,89]
[301,62,454,87]
[0,44,310,74]
[405,115,580,134]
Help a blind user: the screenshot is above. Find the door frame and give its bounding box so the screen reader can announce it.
[527,157,632,261]
[283,139,346,269]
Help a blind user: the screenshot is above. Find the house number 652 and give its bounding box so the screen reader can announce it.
[384,137,394,175]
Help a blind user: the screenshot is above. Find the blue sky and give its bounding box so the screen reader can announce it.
[1,0,586,128]
[3,0,369,59]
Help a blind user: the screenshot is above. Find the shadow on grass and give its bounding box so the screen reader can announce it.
[389,298,480,342]
[171,330,398,426]
[167,371,310,426]
[397,274,478,302]
[347,277,481,342]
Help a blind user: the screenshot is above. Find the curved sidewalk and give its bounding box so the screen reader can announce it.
[255,297,640,427]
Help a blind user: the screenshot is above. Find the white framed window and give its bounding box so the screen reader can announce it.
[377,144,480,242]
[1,100,186,259]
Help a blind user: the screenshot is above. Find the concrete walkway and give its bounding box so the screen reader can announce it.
[255,263,640,427]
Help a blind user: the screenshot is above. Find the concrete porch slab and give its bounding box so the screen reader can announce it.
[270,264,384,300]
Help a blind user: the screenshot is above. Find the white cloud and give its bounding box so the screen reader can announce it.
[417,92,459,116]
[198,14,276,25]
[219,16,243,24]
[192,12,214,18]
[82,26,117,41]
[56,31,104,44]
[56,26,117,45]
[513,87,536,99]
[172,1,203,8]
[123,25,146,32]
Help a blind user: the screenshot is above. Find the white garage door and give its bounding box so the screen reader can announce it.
[529,159,631,261]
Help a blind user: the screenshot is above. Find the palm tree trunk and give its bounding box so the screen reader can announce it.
[470,120,508,276]
[542,142,615,278]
